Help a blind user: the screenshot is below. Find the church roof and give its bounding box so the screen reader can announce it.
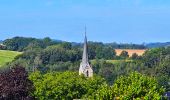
[82,27,88,64]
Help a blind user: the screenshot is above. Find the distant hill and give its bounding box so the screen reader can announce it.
[2,36,170,50]
[52,39,63,43]
[146,42,170,48]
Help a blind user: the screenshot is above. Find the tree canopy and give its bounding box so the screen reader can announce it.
[112,72,165,99]
[0,66,34,100]
[29,71,106,100]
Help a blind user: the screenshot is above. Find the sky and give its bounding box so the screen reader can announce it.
[0,0,170,43]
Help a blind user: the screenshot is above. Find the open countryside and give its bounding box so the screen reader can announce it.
[0,0,170,100]
[0,36,169,100]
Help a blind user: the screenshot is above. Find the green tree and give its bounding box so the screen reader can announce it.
[112,72,165,99]
[120,50,129,59]
[59,42,72,50]
[29,71,106,100]
[88,83,114,100]
[43,37,52,46]
[131,53,139,60]
[96,46,116,59]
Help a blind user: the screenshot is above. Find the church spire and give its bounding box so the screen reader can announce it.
[79,26,93,77]
[82,26,88,64]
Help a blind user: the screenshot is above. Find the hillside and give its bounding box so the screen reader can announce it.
[146,42,170,48]
[0,50,22,67]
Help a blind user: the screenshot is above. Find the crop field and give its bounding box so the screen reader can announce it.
[0,50,22,67]
[115,49,146,57]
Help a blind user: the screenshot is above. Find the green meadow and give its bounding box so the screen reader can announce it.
[91,59,133,65]
[0,50,22,67]
[106,60,133,64]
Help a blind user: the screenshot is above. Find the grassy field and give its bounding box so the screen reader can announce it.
[106,60,133,64]
[91,59,133,65]
[0,50,22,67]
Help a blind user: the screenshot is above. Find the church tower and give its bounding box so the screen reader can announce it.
[79,27,93,77]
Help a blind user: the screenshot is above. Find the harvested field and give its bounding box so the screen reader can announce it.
[115,49,147,57]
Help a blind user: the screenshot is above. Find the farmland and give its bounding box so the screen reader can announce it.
[0,50,22,67]
[115,49,146,57]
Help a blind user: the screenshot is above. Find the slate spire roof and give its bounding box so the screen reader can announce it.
[79,26,93,77]
[82,26,88,64]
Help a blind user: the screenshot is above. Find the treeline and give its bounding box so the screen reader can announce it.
[146,42,170,48]
[0,66,165,100]
[1,37,144,60]
[1,37,146,51]
[105,42,146,49]
[2,37,60,51]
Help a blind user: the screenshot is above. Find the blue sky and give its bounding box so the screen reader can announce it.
[0,0,170,43]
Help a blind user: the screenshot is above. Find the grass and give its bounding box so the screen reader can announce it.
[106,60,133,64]
[0,50,22,67]
[91,59,133,65]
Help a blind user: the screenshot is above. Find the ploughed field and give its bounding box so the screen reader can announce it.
[0,50,22,67]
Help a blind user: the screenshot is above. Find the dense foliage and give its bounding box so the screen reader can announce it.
[29,71,106,99]
[141,47,170,91]
[113,72,165,99]
[29,71,165,100]
[3,37,59,51]
[0,66,34,100]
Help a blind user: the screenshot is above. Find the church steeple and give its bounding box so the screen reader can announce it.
[79,27,93,77]
[82,26,88,64]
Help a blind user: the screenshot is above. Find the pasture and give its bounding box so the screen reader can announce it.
[0,50,22,67]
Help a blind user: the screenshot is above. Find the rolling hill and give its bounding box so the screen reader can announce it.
[0,50,22,67]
